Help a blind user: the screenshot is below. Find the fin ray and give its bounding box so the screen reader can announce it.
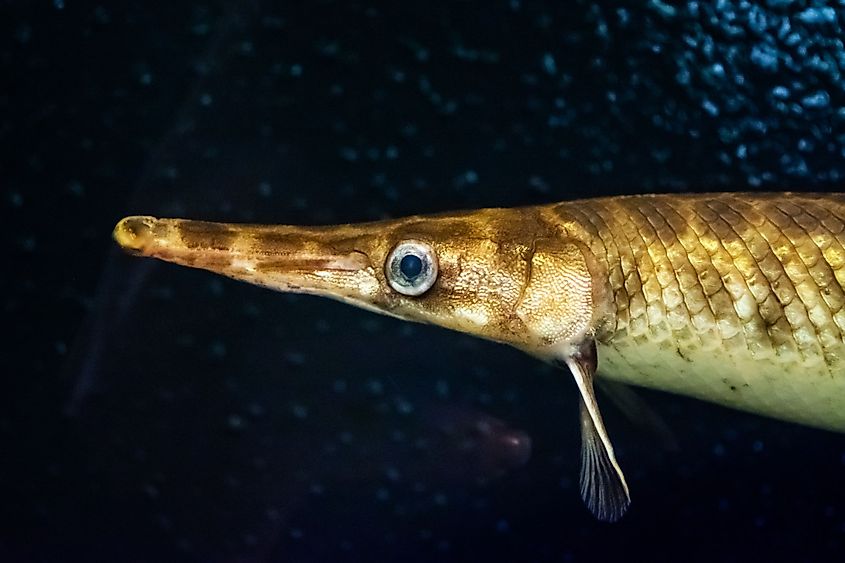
[563,340,631,522]
[578,398,631,522]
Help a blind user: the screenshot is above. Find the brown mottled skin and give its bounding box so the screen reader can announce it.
[114,192,845,431]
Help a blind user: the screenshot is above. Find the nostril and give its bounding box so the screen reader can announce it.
[113,216,157,253]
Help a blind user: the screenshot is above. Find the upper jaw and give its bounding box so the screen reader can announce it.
[113,215,387,305]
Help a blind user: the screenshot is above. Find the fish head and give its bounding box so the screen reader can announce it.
[113,207,599,351]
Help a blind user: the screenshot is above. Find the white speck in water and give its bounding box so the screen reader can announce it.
[394,398,414,415]
[339,147,358,161]
[796,7,836,25]
[227,414,244,429]
[802,90,830,109]
[209,341,226,358]
[771,85,790,99]
[702,99,720,116]
[542,53,557,75]
[257,182,272,197]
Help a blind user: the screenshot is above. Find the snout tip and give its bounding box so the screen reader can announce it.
[113,215,157,254]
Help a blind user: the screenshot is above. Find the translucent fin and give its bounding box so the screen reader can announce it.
[597,379,679,452]
[578,398,631,522]
[564,341,631,522]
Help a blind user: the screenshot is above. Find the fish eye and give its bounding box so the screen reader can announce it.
[386,240,438,296]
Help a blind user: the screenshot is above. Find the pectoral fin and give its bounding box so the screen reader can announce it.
[577,398,631,522]
[563,340,630,522]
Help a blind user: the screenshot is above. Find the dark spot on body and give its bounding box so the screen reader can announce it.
[256,259,291,272]
[256,231,303,248]
[179,221,237,250]
[675,347,692,363]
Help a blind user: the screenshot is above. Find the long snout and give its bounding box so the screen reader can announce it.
[113,216,381,299]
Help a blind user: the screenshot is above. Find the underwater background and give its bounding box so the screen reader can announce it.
[4,1,845,561]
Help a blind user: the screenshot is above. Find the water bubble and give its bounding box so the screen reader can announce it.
[542,53,557,75]
[339,147,358,161]
[227,414,244,429]
[702,99,720,116]
[771,85,790,99]
[750,44,779,71]
[796,7,836,25]
[802,91,830,109]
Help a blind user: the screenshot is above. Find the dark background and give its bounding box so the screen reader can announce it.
[4,1,845,561]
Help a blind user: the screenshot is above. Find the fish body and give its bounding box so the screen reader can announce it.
[113,192,845,521]
[547,193,845,432]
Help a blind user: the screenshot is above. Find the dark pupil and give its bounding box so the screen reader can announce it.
[399,254,423,279]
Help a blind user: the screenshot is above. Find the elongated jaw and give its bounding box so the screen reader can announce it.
[112,215,384,307]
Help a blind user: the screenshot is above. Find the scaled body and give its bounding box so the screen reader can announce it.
[549,194,845,432]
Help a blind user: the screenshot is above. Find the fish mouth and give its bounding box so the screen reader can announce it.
[113,215,383,301]
[113,216,158,255]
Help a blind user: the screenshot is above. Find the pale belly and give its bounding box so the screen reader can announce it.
[598,337,845,432]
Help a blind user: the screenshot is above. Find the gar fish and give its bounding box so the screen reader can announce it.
[113,192,845,521]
